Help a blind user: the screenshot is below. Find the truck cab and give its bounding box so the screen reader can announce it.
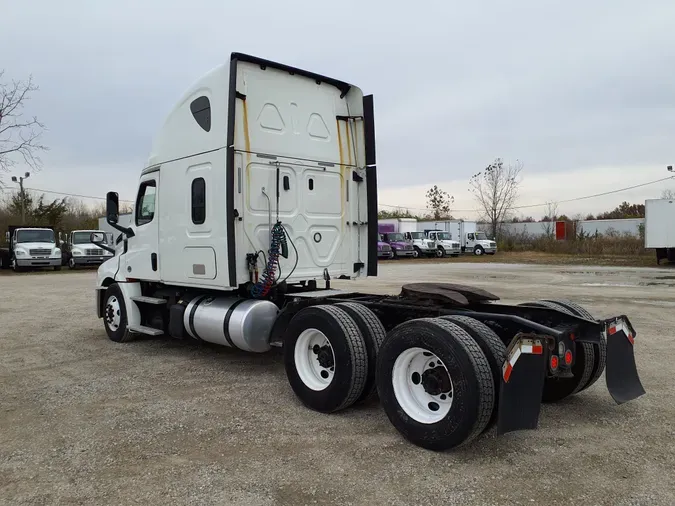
[465,231,497,255]
[377,234,393,259]
[2,226,62,272]
[424,230,461,257]
[63,230,115,269]
[403,231,437,258]
[380,232,415,258]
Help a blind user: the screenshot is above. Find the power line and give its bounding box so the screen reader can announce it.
[23,187,135,203]
[379,175,675,213]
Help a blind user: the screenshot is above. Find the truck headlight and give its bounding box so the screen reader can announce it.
[15,249,26,256]
[72,250,82,256]
[54,248,61,255]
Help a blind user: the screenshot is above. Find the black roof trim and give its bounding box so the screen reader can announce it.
[230,52,352,97]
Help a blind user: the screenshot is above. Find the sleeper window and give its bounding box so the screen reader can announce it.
[192,177,206,225]
[190,96,211,132]
[136,180,157,226]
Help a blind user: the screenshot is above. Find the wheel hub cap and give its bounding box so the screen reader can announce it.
[295,328,335,391]
[105,295,121,331]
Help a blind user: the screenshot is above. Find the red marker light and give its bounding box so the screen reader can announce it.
[550,355,559,370]
[564,350,573,365]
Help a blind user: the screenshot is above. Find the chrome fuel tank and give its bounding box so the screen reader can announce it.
[183,295,278,353]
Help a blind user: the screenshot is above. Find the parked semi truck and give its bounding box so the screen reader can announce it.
[645,198,675,264]
[418,220,497,255]
[377,234,394,259]
[61,230,115,269]
[0,225,62,272]
[94,52,644,451]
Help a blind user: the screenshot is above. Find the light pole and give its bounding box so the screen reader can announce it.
[11,172,30,225]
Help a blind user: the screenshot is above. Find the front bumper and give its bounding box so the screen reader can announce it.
[378,251,394,259]
[393,249,416,257]
[16,257,61,267]
[72,255,112,266]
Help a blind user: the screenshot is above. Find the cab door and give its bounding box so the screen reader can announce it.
[466,233,476,250]
[123,171,160,281]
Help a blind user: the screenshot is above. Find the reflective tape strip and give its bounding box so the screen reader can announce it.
[502,338,543,382]
[608,319,634,345]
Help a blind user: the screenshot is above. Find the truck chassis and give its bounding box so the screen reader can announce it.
[96,279,645,451]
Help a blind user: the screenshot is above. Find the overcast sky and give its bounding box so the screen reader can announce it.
[2,0,675,219]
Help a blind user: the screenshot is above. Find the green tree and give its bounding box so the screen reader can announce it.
[425,185,454,220]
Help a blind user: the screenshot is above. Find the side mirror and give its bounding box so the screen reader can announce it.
[90,232,106,243]
[106,191,120,225]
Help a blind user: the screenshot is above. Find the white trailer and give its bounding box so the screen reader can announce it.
[645,198,675,264]
[417,220,497,255]
[92,52,644,452]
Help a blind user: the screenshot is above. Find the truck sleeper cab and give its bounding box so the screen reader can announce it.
[94,52,644,452]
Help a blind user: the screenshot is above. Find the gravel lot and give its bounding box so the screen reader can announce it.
[1,262,674,505]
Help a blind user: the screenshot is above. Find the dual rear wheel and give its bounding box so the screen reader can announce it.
[284,305,506,451]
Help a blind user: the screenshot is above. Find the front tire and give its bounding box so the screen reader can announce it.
[435,247,445,258]
[68,257,77,270]
[412,246,421,258]
[284,305,368,413]
[377,318,494,451]
[103,283,134,343]
[473,246,485,256]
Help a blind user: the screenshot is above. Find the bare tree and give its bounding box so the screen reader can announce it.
[662,189,675,200]
[541,201,558,237]
[0,71,47,188]
[469,158,523,239]
[425,185,454,220]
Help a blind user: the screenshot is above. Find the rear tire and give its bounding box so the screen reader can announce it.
[519,300,595,402]
[103,283,134,343]
[336,302,386,403]
[439,315,506,432]
[377,318,494,451]
[542,299,606,392]
[284,305,368,413]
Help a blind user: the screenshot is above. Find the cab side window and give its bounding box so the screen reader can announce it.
[136,180,157,226]
[468,233,474,240]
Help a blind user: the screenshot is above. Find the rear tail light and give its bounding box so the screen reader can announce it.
[550,355,559,371]
[564,350,573,366]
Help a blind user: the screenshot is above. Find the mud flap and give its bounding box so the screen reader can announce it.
[605,318,645,404]
[497,337,548,435]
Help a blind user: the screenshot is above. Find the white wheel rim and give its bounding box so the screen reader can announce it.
[476,248,483,255]
[413,249,419,258]
[392,347,453,424]
[105,295,121,331]
[436,249,443,257]
[69,258,75,267]
[294,328,335,391]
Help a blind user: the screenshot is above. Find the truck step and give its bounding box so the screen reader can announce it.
[131,296,167,305]
[127,324,164,336]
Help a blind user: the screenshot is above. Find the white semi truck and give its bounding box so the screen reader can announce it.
[644,198,675,264]
[418,220,497,255]
[93,52,643,451]
[61,230,115,269]
[0,225,62,272]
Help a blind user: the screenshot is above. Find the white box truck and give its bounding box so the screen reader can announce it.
[645,198,675,264]
[417,220,497,255]
[92,51,643,452]
[0,225,62,272]
[61,230,115,269]
[378,218,436,257]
